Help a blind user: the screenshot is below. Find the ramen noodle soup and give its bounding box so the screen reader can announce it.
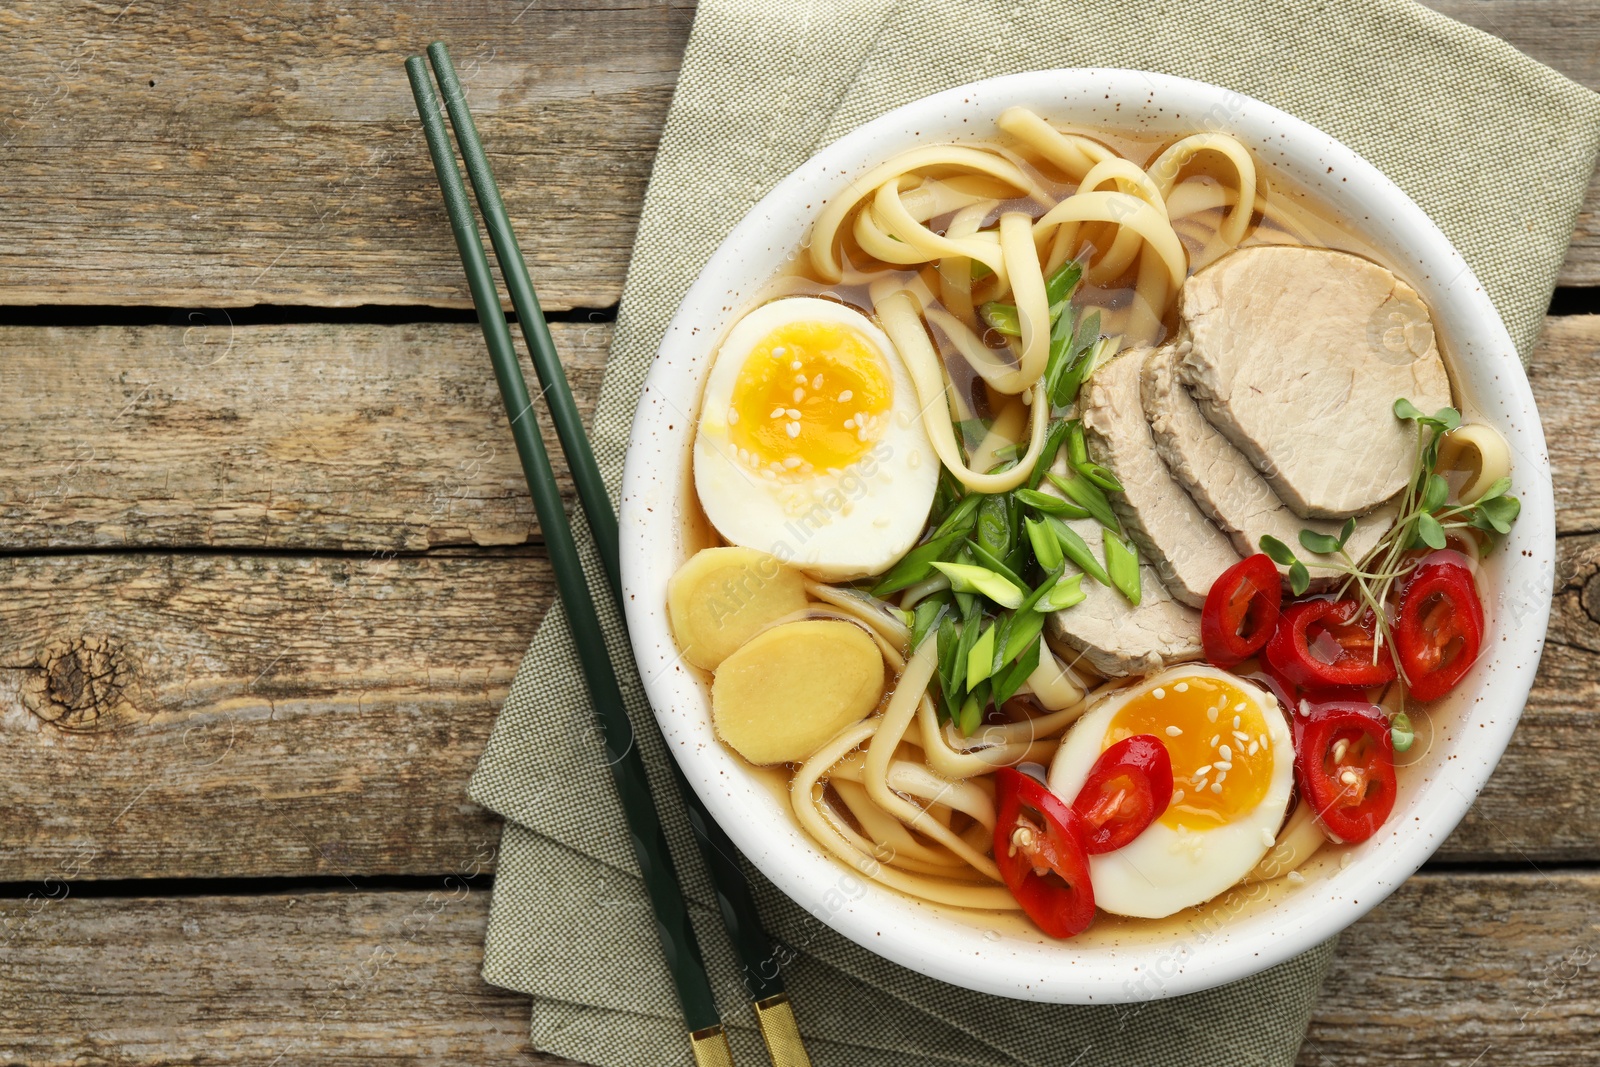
[666,107,1520,938]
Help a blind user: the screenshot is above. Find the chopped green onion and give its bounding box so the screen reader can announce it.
[1076,461,1124,493]
[1039,573,1086,611]
[1044,259,1084,307]
[970,260,994,282]
[1103,530,1141,605]
[1046,469,1119,530]
[871,530,963,596]
[1042,516,1112,586]
[932,492,984,539]
[911,596,948,650]
[1002,608,1046,663]
[957,686,986,735]
[932,561,1025,609]
[990,636,1042,707]
[978,302,1022,337]
[1015,486,1091,519]
[1029,420,1071,489]
[967,539,1029,593]
[1025,516,1063,572]
[1067,419,1089,467]
[967,622,998,687]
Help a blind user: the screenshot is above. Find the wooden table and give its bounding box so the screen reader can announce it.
[2,3,1596,1063]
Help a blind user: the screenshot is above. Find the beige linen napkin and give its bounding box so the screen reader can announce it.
[467,1,1600,1064]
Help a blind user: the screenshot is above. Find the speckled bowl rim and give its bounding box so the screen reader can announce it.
[618,69,1555,1004]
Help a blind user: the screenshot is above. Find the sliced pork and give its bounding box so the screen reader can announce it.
[1143,345,1398,578]
[1080,348,1242,608]
[1045,517,1203,677]
[1178,246,1451,519]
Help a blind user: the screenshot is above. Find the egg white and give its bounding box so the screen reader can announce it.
[693,298,938,581]
[1048,664,1294,919]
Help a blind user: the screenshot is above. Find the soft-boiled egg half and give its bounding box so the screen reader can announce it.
[693,297,938,580]
[1049,664,1293,918]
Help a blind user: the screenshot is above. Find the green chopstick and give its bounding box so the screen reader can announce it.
[423,41,621,604]
[405,56,732,1066]
[421,42,810,1060]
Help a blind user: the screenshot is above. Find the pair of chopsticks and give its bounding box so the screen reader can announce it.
[405,43,811,1067]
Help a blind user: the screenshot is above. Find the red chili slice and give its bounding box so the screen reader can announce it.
[1070,735,1173,854]
[1294,701,1397,844]
[1394,552,1485,702]
[1265,597,1396,690]
[1201,554,1283,667]
[993,768,1096,938]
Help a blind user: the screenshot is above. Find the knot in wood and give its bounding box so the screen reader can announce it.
[23,635,136,732]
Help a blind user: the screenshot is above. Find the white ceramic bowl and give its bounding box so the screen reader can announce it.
[619,70,1556,1003]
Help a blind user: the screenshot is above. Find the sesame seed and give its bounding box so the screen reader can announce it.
[785,422,800,439]
[1234,702,1246,712]
[1171,789,1185,803]
[838,389,853,403]
[843,418,855,429]
[786,408,801,419]
[1194,777,1208,791]
[1210,734,1219,747]
[1153,687,1166,700]
[1165,725,1182,737]
[1260,828,1276,847]
[1207,707,1218,722]
[794,372,807,383]
[773,347,787,357]
[1219,744,1232,761]
[789,360,801,370]
[1215,770,1227,783]
[857,427,868,441]
[812,374,823,390]
[794,388,806,403]
[769,406,786,419]
[1233,730,1250,744]
[1340,852,1354,869]
[1232,715,1242,729]
[1258,733,1269,749]
[1332,739,1349,763]
[782,456,802,469]
[1214,760,1232,771]
[1175,682,1189,692]
[1194,765,1213,776]
[1210,782,1223,794]
[727,408,739,425]
[1247,742,1259,756]
[1286,870,1305,885]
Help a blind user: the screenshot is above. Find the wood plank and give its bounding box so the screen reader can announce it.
[0,551,530,880]
[0,322,610,550]
[0,538,1596,881]
[4,314,1598,553]
[1,0,1596,311]
[0,0,694,310]
[0,873,1593,1065]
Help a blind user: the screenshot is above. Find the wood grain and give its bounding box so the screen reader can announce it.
[0,0,1595,314]
[0,1,695,311]
[0,533,1596,881]
[0,873,1593,1065]
[0,322,611,551]
[4,314,1598,553]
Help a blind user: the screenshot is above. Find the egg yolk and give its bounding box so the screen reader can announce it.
[1104,676,1274,832]
[726,319,893,476]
